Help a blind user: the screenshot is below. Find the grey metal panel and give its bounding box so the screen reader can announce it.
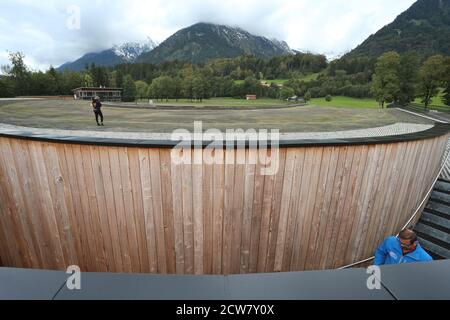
[227,268,394,300]
[379,260,450,300]
[55,273,228,300]
[0,268,67,300]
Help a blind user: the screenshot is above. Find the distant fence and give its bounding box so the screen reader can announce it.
[16,96,74,100]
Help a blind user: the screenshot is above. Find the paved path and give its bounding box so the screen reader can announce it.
[0,122,434,141]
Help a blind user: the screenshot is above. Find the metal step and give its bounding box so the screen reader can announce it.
[420,212,450,231]
[429,191,450,206]
[415,223,450,244]
[417,237,450,259]
[435,180,450,194]
[425,201,450,218]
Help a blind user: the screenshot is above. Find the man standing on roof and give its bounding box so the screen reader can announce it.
[374,229,433,265]
[92,96,104,126]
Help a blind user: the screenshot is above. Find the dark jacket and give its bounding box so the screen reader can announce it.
[93,100,102,112]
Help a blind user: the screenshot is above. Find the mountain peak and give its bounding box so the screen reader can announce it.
[138,23,293,64]
[57,38,157,71]
[112,38,158,62]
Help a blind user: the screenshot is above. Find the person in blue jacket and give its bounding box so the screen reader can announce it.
[374,229,433,265]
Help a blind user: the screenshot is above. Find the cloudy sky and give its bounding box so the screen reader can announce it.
[0,0,416,71]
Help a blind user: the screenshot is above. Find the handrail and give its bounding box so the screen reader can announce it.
[337,146,450,269]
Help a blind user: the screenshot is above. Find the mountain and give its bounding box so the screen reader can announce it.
[137,23,294,64]
[344,0,450,59]
[57,38,157,71]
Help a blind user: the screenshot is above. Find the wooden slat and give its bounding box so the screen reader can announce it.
[0,135,448,274]
[149,149,168,273]
[139,149,158,273]
[240,148,256,273]
[127,148,150,272]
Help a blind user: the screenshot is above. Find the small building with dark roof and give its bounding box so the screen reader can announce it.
[73,87,123,102]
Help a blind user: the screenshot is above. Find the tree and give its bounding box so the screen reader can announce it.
[419,55,445,108]
[304,91,311,102]
[370,51,401,108]
[280,86,295,100]
[83,73,94,87]
[4,52,30,96]
[442,56,450,106]
[122,75,137,102]
[325,95,333,102]
[135,80,149,99]
[0,77,14,97]
[192,75,207,102]
[398,52,420,105]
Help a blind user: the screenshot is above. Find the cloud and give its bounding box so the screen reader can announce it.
[0,0,417,70]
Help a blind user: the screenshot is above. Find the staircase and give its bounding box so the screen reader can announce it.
[414,178,450,259]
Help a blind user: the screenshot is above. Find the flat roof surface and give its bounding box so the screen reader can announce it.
[1,260,449,300]
[0,99,433,133]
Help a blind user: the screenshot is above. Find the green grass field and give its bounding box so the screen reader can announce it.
[311,96,380,109]
[140,97,292,107]
[142,96,382,109]
[413,90,447,107]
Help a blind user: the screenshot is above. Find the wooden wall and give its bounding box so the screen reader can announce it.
[0,134,448,274]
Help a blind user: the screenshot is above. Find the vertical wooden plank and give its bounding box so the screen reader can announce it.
[42,143,79,267]
[256,160,276,273]
[139,148,158,273]
[296,147,323,271]
[28,141,65,269]
[202,150,214,274]
[160,149,176,274]
[303,146,335,270]
[222,148,235,275]
[62,144,92,271]
[360,143,395,260]
[240,148,256,274]
[170,148,185,274]
[181,149,194,274]
[149,149,168,274]
[118,148,142,273]
[80,146,108,272]
[230,147,246,274]
[89,145,116,272]
[108,147,133,272]
[282,148,306,271]
[264,148,287,272]
[332,145,366,268]
[212,148,225,274]
[0,139,30,267]
[352,145,385,261]
[192,147,204,274]
[310,146,340,267]
[127,148,150,273]
[273,149,296,272]
[98,146,124,272]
